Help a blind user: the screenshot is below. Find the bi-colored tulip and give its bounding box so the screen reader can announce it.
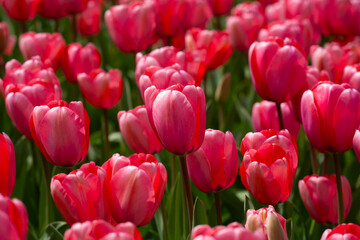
[353,127,360,163]
[37,0,67,19]
[62,43,101,83]
[342,64,360,91]
[321,224,360,240]
[102,153,167,226]
[1,0,39,21]
[249,37,307,103]
[301,81,360,153]
[78,69,123,109]
[118,106,163,154]
[240,129,298,205]
[0,22,16,57]
[299,174,352,224]
[64,220,143,240]
[207,0,233,16]
[186,129,239,193]
[30,100,89,166]
[105,2,156,53]
[51,162,111,225]
[144,84,206,155]
[76,0,102,37]
[59,0,89,14]
[0,133,15,197]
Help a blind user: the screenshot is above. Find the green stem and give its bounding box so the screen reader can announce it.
[72,14,77,42]
[160,201,169,240]
[179,155,193,231]
[219,103,225,131]
[276,102,284,130]
[104,109,110,159]
[310,144,319,175]
[19,21,27,34]
[215,192,222,225]
[40,155,51,224]
[322,154,329,175]
[171,154,177,187]
[54,19,59,32]
[333,153,344,224]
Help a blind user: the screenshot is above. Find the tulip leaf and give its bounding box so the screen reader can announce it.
[192,197,208,227]
[39,221,68,240]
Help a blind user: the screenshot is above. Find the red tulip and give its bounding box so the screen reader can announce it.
[144,84,206,155]
[321,224,360,240]
[184,0,213,30]
[51,162,111,225]
[0,194,28,240]
[59,0,89,14]
[64,220,143,240]
[257,0,278,6]
[226,2,265,52]
[102,153,167,226]
[2,0,40,21]
[19,32,66,71]
[249,37,307,103]
[62,43,101,83]
[252,101,300,139]
[301,81,360,153]
[192,222,266,240]
[0,22,16,57]
[76,1,102,37]
[342,64,360,91]
[299,174,352,224]
[78,69,123,109]
[37,0,67,19]
[240,129,298,204]
[0,133,15,197]
[118,106,163,154]
[186,129,239,193]
[30,100,89,166]
[206,0,233,16]
[105,2,156,53]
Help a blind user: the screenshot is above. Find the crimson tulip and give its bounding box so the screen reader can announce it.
[321,224,360,240]
[118,105,163,154]
[2,0,39,21]
[0,22,16,57]
[102,153,167,226]
[0,133,15,197]
[59,0,89,14]
[30,100,89,166]
[37,0,67,19]
[353,128,360,163]
[206,0,233,16]
[342,64,360,91]
[184,0,212,30]
[76,0,102,37]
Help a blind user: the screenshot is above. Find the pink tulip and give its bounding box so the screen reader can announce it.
[264,1,286,24]
[37,0,67,19]
[252,101,300,139]
[0,194,28,240]
[62,43,101,83]
[105,2,156,53]
[76,1,102,37]
[240,129,298,204]
[206,0,233,16]
[192,222,266,240]
[30,100,89,166]
[0,133,15,197]
[249,37,307,103]
[284,0,320,27]
[226,2,265,52]
[118,106,163,154]
[2,0,40,21]
[301,81,360,153]
[144,84,206,155]
[19,32,66,71]
[321,224,360,240]
[0,22,16,57]
[353,128,360,163]
[257,0,278,6]
[78,69,123,109]
[184,0,213,30]
[342,64,360,91]
[102,153,167,226]
[186,129,238,193]
[59,0,89,14]
[51,162,111,225]
[299,174,352,224]
[64,220,143,240]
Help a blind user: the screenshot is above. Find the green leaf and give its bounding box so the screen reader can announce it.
[40,221,68,240]
[192,197,208,227]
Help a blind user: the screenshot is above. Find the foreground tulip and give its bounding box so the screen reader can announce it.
[30,100,89,166]
[321,224,360,240]
[186,129,238,193]
[78,69,123,109]
[342,64,360,91]
[37,0,67,19]
[0,22,16,57]
[0,133,15,197]
[144,84,206,155]
[64,220,142,240]
[240,129,298,204]
[76,0,102,37]
[1,0,39,21]
[102,153,167,226]
[301,81,360,153]
[299,174,352,224]
[207,0,233,16]
[118,106,163,154]
[249,37,307,103]
[192,222,266,240]
[51,162,111,225]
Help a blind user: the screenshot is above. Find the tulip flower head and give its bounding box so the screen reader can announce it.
[2,0,40,21]
[0,22,16,58]
[321,224,360,240]
[0,133,15,197]
[76,0,102,37]
[207,0,233,16]
[37,0,67,19]
[342,64,360,91]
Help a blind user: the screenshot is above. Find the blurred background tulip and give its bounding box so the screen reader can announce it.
[37,0,67,19]
[0,22,16,59]
[206,0,233,16]
[76,0,102,37]
[59,0,89,14]
[0,133,15,197]
[1,0,40,21]
[321,224,360,240]
[342,64,360,91]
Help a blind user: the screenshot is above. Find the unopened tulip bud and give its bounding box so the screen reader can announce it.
[215,73,231,103]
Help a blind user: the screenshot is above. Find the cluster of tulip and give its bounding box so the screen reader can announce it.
[0,0,360,239]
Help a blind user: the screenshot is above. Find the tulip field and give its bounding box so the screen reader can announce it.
[1,0,360,239]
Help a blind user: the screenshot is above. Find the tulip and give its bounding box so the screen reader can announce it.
[76,1,102,37]
[19,32,66,71]
[59,0,89,14]
[64,220,143,240]
[1,0,40,21]
[321,224,360,240]
[0,133,15,197]
[144,84,206,155]
[301,81,360,153]
[252,101,300,139]
[342,64,360,91]
[0,22,16,57]
[353,128,360,163]
[102,153,167,226]
[184,0,213,30]
[249,37,307,103]
[118,105,163,154]
[62,43,101,83]
[37,0,67,19]
[264,1,286,24]
[78,69,123,109]
[284,0,319,27]
[240,129,298,204]
[186,129,238,193]
[299,174,352,224]
[30,100,89,166]
[192,222,266,240]
[206,0,233,16]
[51,162,111,225]
[257,0,278,6]
[0,194,28,240]
[105,2,156,53]
[226,2,265,52]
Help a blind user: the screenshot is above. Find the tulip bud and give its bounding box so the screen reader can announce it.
[267,212,288,240]
[0,133,15,197]
[0,22,16,56]
[207,0,233,16]
[76,1,102,37]
[215,73,231,103]
[1,0,40,21]
[321,224,360,240]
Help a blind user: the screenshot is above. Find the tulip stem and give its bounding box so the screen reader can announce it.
[160,200,169,240]
[54,19,59,32]
[72,14,78,42]
[322,154,329,175]
[219,103,225,131]
[276,102,284,130]
[214,192,222,225]
[18,21,27,34]
[171,154,177,187]
[179,155,193,231]
[310,144,319,175]
[40,155,51,223]
[104,109,110,159]
[333,153,344,224]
